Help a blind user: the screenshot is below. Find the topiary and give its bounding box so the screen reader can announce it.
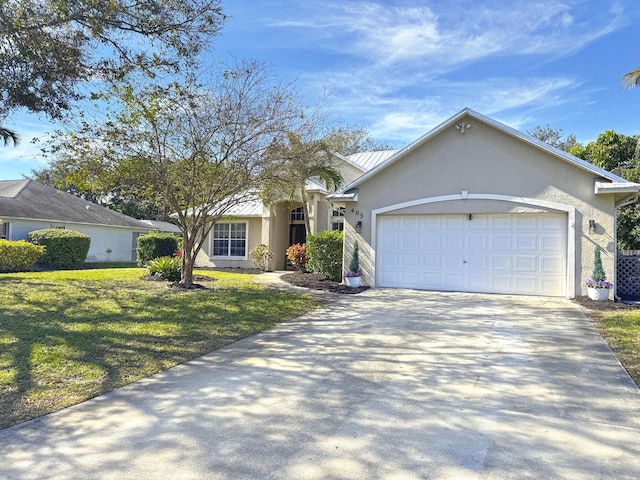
[592,245,606,282]
[28,229,90,270]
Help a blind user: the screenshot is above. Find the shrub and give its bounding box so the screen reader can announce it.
[348,241,361,274]
[28,229,90,270]
[249,244,272,271]
[0,240,45,272]
[146,256,181,281]
[137,231,181,266]
[286,243,308,271]
[306,231,343,282]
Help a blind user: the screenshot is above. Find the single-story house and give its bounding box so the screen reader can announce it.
[193,150,396,270]
[0,179,158,262]
[327,108,640,299]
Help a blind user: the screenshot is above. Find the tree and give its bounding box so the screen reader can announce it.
[265,133,343,235]
[571,128,640,249]
[43,61,304,287]
[0,0,225,134]
[527,125,578,152]
[323,125,396,156]
[622,67,640,89]
[570,130,639,171]
[0,127,19,146]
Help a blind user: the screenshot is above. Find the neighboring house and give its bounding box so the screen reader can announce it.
[140,219,182,234]
[327,108,640,299]
[0,179,153,262]
[194,150,396,270]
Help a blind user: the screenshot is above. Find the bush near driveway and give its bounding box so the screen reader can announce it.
[306,231,343,282]
[0,267,318,430]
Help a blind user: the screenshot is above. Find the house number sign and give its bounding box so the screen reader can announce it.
[351,208,364,219]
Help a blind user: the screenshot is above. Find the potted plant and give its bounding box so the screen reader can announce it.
[344,241,362,288]
[585,245,612,301]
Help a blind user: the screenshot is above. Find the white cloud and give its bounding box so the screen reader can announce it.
[270,0,627,72]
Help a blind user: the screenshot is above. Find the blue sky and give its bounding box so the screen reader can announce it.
[1,0,638,180]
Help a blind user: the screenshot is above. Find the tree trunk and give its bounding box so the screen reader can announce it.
[301,189,312,236]
[180,232,195,287]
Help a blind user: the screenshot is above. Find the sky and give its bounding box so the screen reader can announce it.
[1,0,638,180]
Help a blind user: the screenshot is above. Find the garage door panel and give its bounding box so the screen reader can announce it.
[401,234,420,250]
[540,256,564,273]
[514,256,537,272]
[490,235,512,250]
[515,235,537,250]
[377,213,566,296]
[490,255,512,271]
[540,235,564,251]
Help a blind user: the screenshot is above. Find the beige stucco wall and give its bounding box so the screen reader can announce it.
[341,116,618,297]
[196,217,263,269]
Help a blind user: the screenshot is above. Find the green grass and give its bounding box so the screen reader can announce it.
[592,309,640,386]
[0,268,318,429]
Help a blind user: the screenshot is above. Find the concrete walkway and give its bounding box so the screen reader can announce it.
[2,280,640,479]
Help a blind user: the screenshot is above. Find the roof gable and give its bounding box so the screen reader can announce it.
[341,108,634,191]
[0,180,150,229]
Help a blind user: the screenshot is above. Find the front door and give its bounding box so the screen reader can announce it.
[289,224,306,246]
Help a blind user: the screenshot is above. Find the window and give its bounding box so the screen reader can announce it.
[290,207,305,222]
[213,223,247,257]
[330,207,345,231]
[0,222,8,239]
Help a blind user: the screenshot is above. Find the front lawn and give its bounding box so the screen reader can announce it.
[0,268,318,430]
[588,306,640,386]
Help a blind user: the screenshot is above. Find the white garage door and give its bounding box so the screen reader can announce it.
[377,214,566,296]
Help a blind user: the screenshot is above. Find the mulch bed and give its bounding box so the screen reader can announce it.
[574,296,640,311]
[281,272,369,294]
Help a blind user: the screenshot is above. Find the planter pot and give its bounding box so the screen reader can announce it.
[587,287,610,301]
[344,276,361,288]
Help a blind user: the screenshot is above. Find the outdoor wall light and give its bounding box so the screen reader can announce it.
[468,214,473,221]
[356,221,363,233]
[589,219,596,234]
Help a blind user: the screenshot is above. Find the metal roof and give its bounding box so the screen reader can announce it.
[0,179,151,229]
[222,196,264,217]
[347,150,398,171]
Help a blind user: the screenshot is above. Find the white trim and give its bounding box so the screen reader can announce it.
[595,181,640,194]
[209,220,249,260]
[370,193,576,298]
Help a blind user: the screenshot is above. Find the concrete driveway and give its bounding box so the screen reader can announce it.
[2,288,640,479]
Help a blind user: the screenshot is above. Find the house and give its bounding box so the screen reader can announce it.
[194,150,396,270]
[0,179,154,262]
[326,108,640,299]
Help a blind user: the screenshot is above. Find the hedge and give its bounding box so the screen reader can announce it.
[137,231,181,266]
[0,239,45,272]
[28,229,90,270]
[306,230,343,282]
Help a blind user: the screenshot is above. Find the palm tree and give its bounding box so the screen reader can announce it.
[275,133,343,235]
[622,67,640,89]
[1,127,20,146]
